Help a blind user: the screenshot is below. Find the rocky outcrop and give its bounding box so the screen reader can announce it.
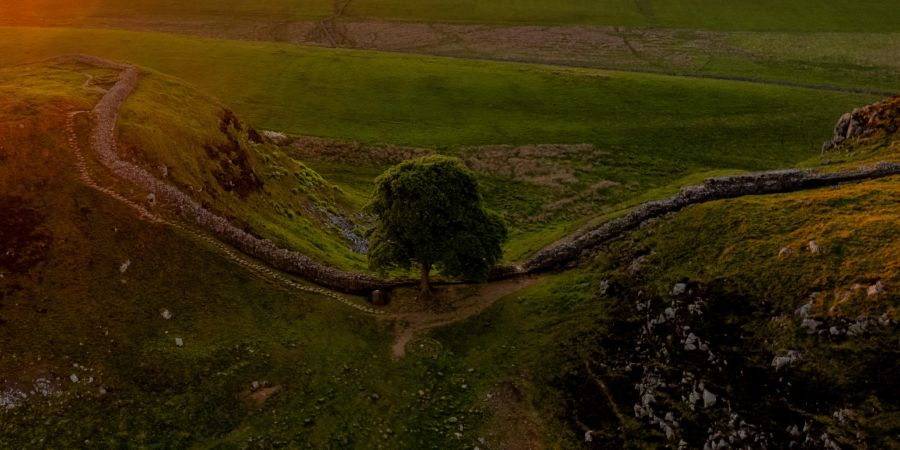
[822,96,900,152]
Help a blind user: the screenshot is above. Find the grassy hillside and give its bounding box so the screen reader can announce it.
[0,27,872,155]
[0,59,552,450]
[116,68,370,269]
[0,0,332,24]
[348,0,900,31]
[4,0,900,31]
[432,129,900,448]
[2,52,897,450]
[0,26,882,258]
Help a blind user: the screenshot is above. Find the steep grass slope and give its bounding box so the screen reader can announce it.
[113,68,369,269]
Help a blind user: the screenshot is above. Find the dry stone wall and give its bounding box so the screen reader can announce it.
[64,54,410,294]
[520,163,900,273]
[64,54,900,291]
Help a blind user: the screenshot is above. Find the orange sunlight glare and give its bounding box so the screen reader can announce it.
[0,0,99,26]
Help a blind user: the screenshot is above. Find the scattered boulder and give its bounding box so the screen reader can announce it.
[119,259,131,273]
[629,255,647,275]
[175,337,184,347]
[801,318,822,334]
[664,307,676,319]
[0,388,26,410]
[684,333,699,351]
[671,283,687,296]
[599,280,610,296]
[847,318,870,337]
[161,309,173,320]
[703,390,717,408]
[795,302,812,319]
[867,281,884,297]
[772,350,803,370]
[778,247,792,257]
[808,241,820,254]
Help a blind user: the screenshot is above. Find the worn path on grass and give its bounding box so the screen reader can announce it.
[387,276,542,358]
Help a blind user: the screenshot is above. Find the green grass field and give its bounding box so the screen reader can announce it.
[1,0,899,444]
[0,25,880,262]
[0,63,600,448]
[349,0,900,31]
[0,27,872,159]
[5,0,900,31]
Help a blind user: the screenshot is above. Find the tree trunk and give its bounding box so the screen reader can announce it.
[420,262,432,299]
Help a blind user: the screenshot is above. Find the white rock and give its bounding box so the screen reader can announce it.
[772,350,802,370]
[672,283,687,296]
[119,259,131,273]
[161,309,173,320]
[70,374,80,383]
[772,356,792,370]
[175,338,184,347]
[779,247,792,256]
[664,307,676,319]
[801,318,822,334]
[847,319,869,336]
[0,389,27,410]
[663,424,675,440]
[795,302,812,319]
[703,390,717,408]
[584,431,593,443]
[808,240,820,254]
[684,333,699,351]
[867,281,884,297]
[599,280,610,296]
[688,390,700,405]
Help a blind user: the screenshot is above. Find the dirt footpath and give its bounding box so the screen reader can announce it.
[384,276,543,359]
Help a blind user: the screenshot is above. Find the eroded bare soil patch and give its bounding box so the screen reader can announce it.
[384,276,542,359]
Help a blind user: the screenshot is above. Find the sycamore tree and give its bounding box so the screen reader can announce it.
[367,155,507,297]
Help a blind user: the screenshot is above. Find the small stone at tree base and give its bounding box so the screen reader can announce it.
[370,290,388,306]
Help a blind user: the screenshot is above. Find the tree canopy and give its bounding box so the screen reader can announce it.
[367,155,507,295]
